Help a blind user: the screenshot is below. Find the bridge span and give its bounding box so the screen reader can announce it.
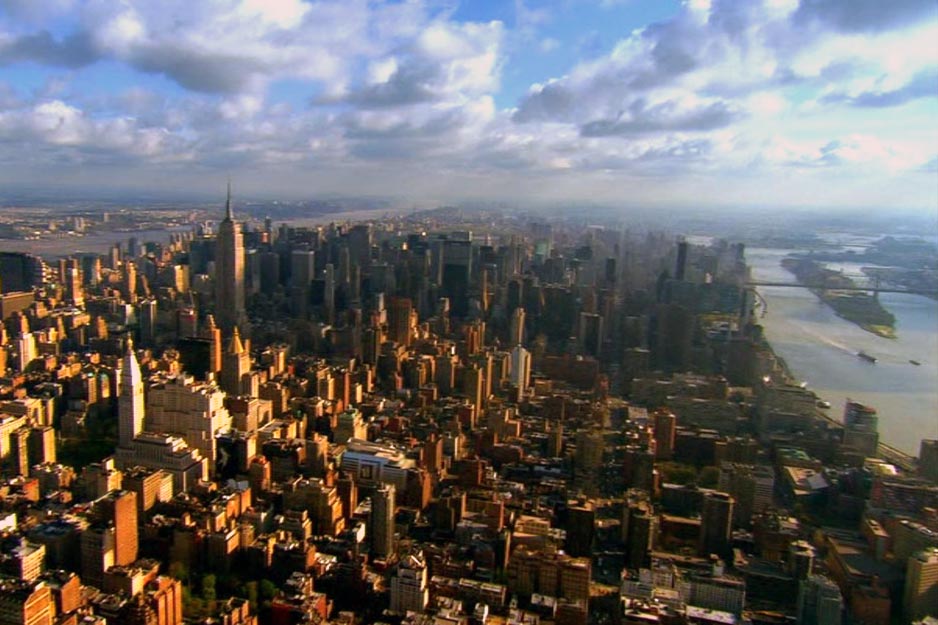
[744,281,938,297]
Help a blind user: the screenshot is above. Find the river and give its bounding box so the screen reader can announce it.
[746,247,938,455]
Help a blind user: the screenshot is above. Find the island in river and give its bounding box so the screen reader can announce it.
[781,257,896,339]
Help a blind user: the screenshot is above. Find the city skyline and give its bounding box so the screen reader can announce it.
[0,0,935,212]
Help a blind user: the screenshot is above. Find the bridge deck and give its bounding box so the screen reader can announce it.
[745,281,938,296]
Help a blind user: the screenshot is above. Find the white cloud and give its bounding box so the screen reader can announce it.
[539,38,560,53]
[0,0,933,210]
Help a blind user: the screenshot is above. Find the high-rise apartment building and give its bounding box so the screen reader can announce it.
[699,491,734,558]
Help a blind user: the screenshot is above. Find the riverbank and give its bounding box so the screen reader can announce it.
[748,246,938,456]
[755,323,918,468]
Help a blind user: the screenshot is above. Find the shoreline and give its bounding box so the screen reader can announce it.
[781,257,897,340]
[755,315,918,470]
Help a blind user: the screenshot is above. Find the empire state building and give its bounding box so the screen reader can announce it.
[215,183,247,334]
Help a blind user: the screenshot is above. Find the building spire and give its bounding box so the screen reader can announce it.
[227,325,244,354]
[225,178,233,221]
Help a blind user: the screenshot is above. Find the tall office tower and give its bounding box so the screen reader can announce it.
[904,548,938,622]
[347,224,372,270]
[202,315,222,375]
[290,249,315,317]
[259,251,280,295]
[442,236,472,318]
[92,490,139,566]
[547,420,563,458]
[622,493,655,569]
[653,410,676,460]
[215,184,246,334]
[564,502,596,557]
[509,306,525,346]
[221,327,250,397]
[920,440,938,484]
[119,339,145,449]
[122,260,137,302]
[574,429,604,494]
[650,303,692,372]
[387,297,414,347]
[797,575,843,625]
[65,262,83,308]
[138,298,157,346]
[506,278,523,313]
[675,239,689,281]
[622,445,655,492]
[0,326,7,375]
[604,257,617,289]
[324,263,335,323]
[108,242,121,269]
[509,345,532,400]
[80,253,101,286]
[577,312,603,357]
[0,252,44,293]
[15,331,37,372]
[842,400,879,457]
[390,552,429,614]
[371,483,396,558]
[699,491,734,557]
[338,245,351,286]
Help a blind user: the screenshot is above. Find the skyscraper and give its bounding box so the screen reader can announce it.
[215,183,246,334]
[509,306,525,346]
[510,344,531,401]
[119,338,145,449]
[371,483,396,559]
[387,297,414,347]
[653,410,676,460]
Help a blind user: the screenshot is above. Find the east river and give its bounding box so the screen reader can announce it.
[746,247,938,455]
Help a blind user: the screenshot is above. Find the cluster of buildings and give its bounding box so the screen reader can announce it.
[0,197,935,625]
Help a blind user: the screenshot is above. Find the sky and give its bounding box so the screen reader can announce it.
[0,0,936,211]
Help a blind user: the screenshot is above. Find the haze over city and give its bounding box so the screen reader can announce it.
[1,3,938,625]
[0,0,936,210]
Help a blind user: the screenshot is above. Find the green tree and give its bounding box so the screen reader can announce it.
[698,466,720,488]
[168,561,189,585]
[259,579,278,601]
[244,581,259,612]
[201,574,217,613]
[658,461,697,485]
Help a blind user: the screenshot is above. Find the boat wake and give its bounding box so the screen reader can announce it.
[790,322,855,355]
